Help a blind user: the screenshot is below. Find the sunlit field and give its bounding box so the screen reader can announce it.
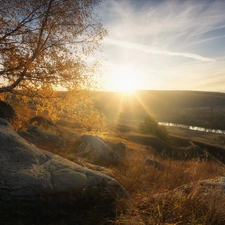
[4,90,225,225]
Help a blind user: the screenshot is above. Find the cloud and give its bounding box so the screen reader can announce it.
[105,38,215,62]
[191,34,225,46]
[100,0,225,47]
[96,0,225,91]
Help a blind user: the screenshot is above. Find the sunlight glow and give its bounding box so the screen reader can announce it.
[98,0,225,92]
[110,66,140,93]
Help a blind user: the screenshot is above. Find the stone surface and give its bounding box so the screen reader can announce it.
[75,134,121,166]
[146,177,225,224]
[28,116,62,135]
[28,116,57,127]
[84,163,115,178]
[0,118,128,219]
[0,100,16,122]
[153,176,225,202]
[18,125,66,149]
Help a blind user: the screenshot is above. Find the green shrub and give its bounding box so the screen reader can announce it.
[139,115,169,142]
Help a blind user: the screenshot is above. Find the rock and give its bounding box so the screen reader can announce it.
[28,116,62,135]
[84,163,115,178]
[148,177,225,224]
[72,158,115,178]
[0,118,128,221]
[0,117,10,126]
[115,141,127,157]
[18,125,66,150]
[153,177,225,203]
[28,116,57,127]
[75,134,121,167]
[0,100,16,122]
[145,158,163,169]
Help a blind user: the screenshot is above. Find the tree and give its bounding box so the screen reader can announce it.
[139,115,169,142]
[0,0,107,130]
[0,0,106,94]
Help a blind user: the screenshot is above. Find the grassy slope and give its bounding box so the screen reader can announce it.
[102,131,225,224]
[99,125,225,224]
[79,90,225,224]
[167,126,225,147]
[6,91,225,224]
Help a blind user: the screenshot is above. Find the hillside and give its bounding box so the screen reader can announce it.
[2,93,225,224]
[93,90,225,130]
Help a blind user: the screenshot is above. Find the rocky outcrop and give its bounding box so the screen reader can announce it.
[0,100,16,122]
[0,118,128,221]
[27,116,61,135]
[153,177,225,206]
[18,125,66,150]
[147,177,225,224]
[28,116,57,127]
[84,163,115,178]
[74,134,121,167]
[166,177,225,199]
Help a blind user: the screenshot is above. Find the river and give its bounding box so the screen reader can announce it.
[158,122,225,135]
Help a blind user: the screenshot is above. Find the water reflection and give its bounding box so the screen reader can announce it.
[158,122,225,134]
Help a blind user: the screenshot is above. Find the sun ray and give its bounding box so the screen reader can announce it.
[132,92,152,117]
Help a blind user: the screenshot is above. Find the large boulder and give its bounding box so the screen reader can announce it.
[148,177,225,224]
[0,100,16,122]
[18,125,66,150]
[157,177,225,201]
[75,135,121,167]
[0,118,128,222]
[28,115,57,127]
[83,162,115,178]
[28,116,61,135]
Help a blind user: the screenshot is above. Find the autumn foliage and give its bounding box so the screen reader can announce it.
[0,0,107,130]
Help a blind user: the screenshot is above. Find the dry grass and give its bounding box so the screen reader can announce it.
[167,126,225,148]
[20,120,225,225]
[109,141,225,225]
[6,101,225,224]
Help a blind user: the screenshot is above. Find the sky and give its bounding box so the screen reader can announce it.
[94,0,225,92]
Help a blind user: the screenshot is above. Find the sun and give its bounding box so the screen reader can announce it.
[111,66,139,93]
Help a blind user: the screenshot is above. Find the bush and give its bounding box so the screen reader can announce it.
[139,115,169,142]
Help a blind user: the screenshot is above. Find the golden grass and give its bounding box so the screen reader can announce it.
[111,142,225,225]
[7,101,225,224]
[167,126,225,148]
[25,123,225,225]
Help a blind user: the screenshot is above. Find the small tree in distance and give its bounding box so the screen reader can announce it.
[0,0,107,130]
[139,115,170,142]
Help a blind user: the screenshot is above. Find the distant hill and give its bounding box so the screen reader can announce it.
[136,90,225,108]
[93,90,225,129]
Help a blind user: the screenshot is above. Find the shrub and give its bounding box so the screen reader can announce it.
[139,115,169,142]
